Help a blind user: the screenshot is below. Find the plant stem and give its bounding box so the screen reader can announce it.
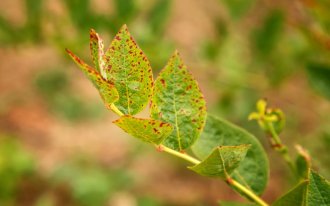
[229,179,269,206]
[159,144,201,165]
[110,104,124,116]
[159,144,269,206]
[266,122,296,174]
[110,104,268,205]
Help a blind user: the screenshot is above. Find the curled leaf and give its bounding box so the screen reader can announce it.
[189,145,250,179]
[66,49,119,108]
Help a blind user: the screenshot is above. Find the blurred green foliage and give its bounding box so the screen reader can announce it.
[51,158,132,206]
[0,135,36,206]
[33,69,105,122]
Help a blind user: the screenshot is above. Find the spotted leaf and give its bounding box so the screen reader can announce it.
[103,24,153,115]
[151,50,207,151]
[113,115,173,144]
[66,49,119,108]
[189,145,250,178]
[89,29,106,78]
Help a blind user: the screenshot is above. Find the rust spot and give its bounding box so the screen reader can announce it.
[160,122,166,127]
[187,85,192,90]
[115,36,121,40]
[160,79,165,86]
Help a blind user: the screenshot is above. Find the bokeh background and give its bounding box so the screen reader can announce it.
[0,0,330,205]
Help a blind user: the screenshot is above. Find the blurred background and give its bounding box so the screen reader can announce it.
[0,0,329,205]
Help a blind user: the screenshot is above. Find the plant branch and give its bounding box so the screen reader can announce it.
[159,144,201,165]
[229,179,269,206]
[158,145,269,206]
[266,122,296,175]
[110,103,268,206]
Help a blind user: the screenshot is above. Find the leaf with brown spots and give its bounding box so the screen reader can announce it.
[66,49,119,108]
[90,29,106,78]
[113,115,173,145]
[151,50,207,151]
[103,24,153,115]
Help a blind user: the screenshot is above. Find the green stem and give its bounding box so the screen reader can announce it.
[230,179,269,206]
[266,122,296,174]
[110,104,268,205]
[159,144,269,206]
[110,104,124,116]
[159,144,201,165]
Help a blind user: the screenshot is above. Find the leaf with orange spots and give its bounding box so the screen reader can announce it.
[103,25,153,115]
[151,51,207,151]
[66,49,119,108]
[89,29,106,78]
[113,115,173,145]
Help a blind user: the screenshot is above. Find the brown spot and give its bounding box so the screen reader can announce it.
[187,85,192,90]
[115,36,121,40]
[153,128,159,133]
[160,122,166,127]
[160,79,165,86]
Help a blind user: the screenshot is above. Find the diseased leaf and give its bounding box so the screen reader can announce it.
[66,49,119,107]
[89,29,106,77]
[113,115,173,145]
[151,50,206,151]
[273,169,330,206]
[103,24,153,115]
[189,145,250,178]
[192,115,269,195]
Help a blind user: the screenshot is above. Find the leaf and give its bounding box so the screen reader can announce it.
[66,49,119,107]
[89,29,105,77]
[306,62,330,100]
[273,181,309,206]
[273,170,330,206]
[295,145,311,180]
[189,145,250,178]
[113,115,173,145]
[192,115,269,195]
[103,25,153,115]
[151,50,207,151]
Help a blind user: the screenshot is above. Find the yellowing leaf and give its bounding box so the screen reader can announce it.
[151,50,207,151]
[89,29,106,78]
[66,49,119,108]
[189,145,250,178]
[103,24,153,115]
[113,115,173,145]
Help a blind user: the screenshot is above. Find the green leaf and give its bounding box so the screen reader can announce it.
[295,145,311,180]
[306,62,330,100]
[103,25,153,115]
[113,115,173,145]
[66,49,119,108]
[189,145,250,178]
[273,181,309,206]
[273,170,330,206]
[192,115,269,195]
[89,29,105,76]
[151,50,207,151]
